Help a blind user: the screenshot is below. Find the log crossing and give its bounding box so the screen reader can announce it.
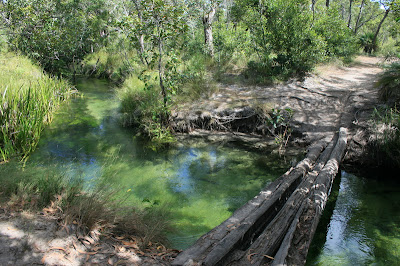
[172,127,348,266]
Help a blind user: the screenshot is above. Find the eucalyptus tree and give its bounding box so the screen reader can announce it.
[120,0,187,108]
[185,0,222,57]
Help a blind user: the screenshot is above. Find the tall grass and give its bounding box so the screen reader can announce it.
[370,107,400,170]
[0,52,74,162]
[377,62,400,104]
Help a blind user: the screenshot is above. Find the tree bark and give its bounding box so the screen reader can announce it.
[311,0,317,22]
[132,0,148,65]
[172,128,348,266]
[348,0,353,28]
[202,7,216,57]
[372,8,390,53]
[158,38,167,108]
[354,0,366,34]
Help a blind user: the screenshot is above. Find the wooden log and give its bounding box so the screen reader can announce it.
[172,140,327,266]
[272,127,348,266]
[228,133,339,266]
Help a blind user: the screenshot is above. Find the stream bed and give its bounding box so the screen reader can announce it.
[307,171,400,265]
[16,79,292,249]
[5,79,400,263]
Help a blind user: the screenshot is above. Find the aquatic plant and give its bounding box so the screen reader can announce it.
[0,52,74,162]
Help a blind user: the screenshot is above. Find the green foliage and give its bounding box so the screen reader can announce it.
[239,0,327,80]
[359,32,377,54]
[1,0,110,75]
[0,52,74,162]
[117,73,174,148]
[266,108,294,153]
[377,62,400,104]
[314,8,358,60]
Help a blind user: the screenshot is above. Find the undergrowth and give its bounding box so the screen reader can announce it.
[117,73,175,149]
[377,62,400,104]
[0,163,170,246]
[0,52,75,162]
[370,107,400,170]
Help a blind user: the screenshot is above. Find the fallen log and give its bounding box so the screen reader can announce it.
[172,128,347,266]
[272,127,348,266]
[172,140,327,266]
[226,132,340,266]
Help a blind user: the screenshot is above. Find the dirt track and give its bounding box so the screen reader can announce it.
[175,56,384,144]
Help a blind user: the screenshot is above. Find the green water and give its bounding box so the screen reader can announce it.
[18,79,291,249]
[307,171,400,265]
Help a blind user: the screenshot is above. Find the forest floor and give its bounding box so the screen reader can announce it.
[0,56,388,265]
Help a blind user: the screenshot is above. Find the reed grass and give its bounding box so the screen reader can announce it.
[0,52,74,162]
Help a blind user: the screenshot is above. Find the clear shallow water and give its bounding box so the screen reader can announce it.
[307,171,400,265]
[21,79,291,249]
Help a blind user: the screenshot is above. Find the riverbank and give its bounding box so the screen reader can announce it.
[171,56,387,174]
[0,208,178,265]
[0,56,394,265]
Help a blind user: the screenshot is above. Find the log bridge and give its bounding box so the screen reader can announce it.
[173,127,348,266]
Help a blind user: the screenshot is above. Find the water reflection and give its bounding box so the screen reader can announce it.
[23,79,291,249]
[307,171,400,265]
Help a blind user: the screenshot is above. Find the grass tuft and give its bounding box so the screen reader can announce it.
[0,52,75,162]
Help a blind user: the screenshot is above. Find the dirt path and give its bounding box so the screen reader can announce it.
[174,56,384,145]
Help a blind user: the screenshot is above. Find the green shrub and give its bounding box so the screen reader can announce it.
[359,33,377,54]
[314,8,358,60]
[117,73,175,148]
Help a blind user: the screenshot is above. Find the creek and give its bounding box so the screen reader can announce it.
[18,79,291,249]
[9,79,400,263]
[307,171,400,265]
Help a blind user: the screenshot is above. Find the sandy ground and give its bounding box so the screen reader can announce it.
[0,56,387,265]
[0,208,178,265]
[178,56,384,144]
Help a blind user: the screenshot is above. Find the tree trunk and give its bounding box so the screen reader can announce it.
[347,0,353,28]
[326,0,330,8]
[372,8,390,53]
[172,128,348,266]
[158,38,167,108]
[202,7,216,57]
[172,140,328,266]
[133,0,148,65]
[354,0,365,34]
[311,0,317,22]
[138,34,148,65]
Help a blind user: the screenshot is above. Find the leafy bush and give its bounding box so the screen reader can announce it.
[314,8,358,60]
[117,73,175,148]
[359,33,377,54]
[242,0,327,79]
